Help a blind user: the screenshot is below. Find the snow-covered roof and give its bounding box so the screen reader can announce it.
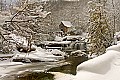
[61,21,73,27]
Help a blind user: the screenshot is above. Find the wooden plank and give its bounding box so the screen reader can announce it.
[5,20,30,23]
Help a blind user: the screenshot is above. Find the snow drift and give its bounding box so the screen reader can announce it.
[53,44,120,80]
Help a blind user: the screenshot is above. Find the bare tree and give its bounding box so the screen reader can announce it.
[4,1,51,53]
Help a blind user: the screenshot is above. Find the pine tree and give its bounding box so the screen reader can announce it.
[87,0,113,55]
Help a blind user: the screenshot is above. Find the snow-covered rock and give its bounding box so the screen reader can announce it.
[70,50,87,57]
[54,36,64,42]
[50,49,66,57]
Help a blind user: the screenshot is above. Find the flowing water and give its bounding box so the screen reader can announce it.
[0,54,88,80]
[0,61,61,80]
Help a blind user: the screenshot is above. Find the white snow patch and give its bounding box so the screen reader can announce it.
[106,44,120,52]
[0,62,24,78]
[50,49,66,57]
[55,36,64,42]
[8,33,28,46]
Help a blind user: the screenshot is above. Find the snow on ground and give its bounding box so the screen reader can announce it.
[12,47,64,62]
[0,61,24,78]
[53,43,120,80]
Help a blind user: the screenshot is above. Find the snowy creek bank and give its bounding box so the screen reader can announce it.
[12,47,66,63]
[0,62,56,80]
[0,52,88,80]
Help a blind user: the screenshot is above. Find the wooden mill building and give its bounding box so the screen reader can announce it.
[59,21,73,34]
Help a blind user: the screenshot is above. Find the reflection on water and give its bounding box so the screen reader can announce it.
[15,72,54,80]
[48,55,88,75]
